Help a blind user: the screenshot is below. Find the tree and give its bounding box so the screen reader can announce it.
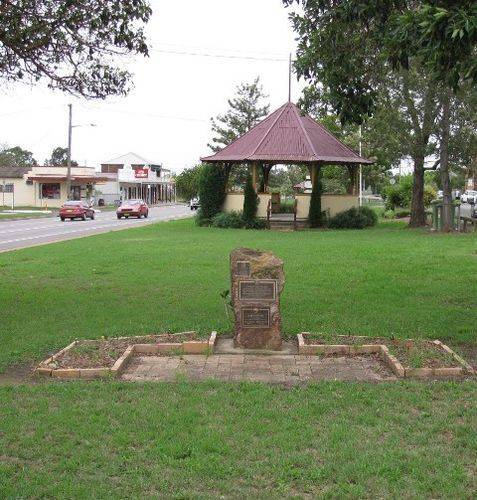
[285,1,477,229]
[175,165,203,201]
[208,77,269,188]
[197,163,228,224]
[45,147,78,167]
[242,173,258,222]
[308,167,324,228]
[0,145,37,167]
[0,0,151,98]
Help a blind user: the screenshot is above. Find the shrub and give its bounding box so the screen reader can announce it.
[308,168,324,227]
[394,208,411,218]
[358,205,378,226]
[243,173,259,222]
[243,217,267,230]
[211,211,244,228]
[383,209,395,219]
[210,211,266,230]
[383,184,405,210]
[196,163,227,224]
[328,207,378,229]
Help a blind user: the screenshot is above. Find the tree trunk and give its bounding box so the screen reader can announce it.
[440,90,453,232]
[409,155,426,227]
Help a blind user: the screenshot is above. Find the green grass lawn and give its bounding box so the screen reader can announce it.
[1,380,476,498]
[0,218,476,371]
[0,219,476,497]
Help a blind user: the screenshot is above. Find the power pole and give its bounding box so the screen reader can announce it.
[66,103,72,200]
[288,53,292,102]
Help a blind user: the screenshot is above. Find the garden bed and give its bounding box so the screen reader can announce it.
[298,333,474,378]
[36,331,217,379]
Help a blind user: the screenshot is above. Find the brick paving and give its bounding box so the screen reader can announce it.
[121,354,396,383]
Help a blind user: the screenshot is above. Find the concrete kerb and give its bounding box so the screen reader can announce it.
[298,333,472,379]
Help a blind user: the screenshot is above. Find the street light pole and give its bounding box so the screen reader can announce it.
[67,103,72,200]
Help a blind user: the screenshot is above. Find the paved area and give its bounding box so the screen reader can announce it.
[0,204,192,252]
[121,354,396,383]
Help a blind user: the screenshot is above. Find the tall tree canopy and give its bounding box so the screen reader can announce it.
[45,147,78,167]
[0,0,151,98]
[208,77,269,152]
[284,0,477,123]
[284,0,477,229]
[0,145,37,167]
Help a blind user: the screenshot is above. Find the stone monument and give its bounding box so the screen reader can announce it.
[230,248,284,350]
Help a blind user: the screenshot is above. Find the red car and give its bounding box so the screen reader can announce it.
[59,201,95,221]
[116,199,149,219]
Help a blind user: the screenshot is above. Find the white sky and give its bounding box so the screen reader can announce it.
[0,0,301,173]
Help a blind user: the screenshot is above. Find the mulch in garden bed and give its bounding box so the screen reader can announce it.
[48,332,201,369]
[302,334,461,369]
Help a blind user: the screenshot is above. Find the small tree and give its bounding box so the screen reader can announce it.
[175,165,203,201]
[197,163,227,223]
[45,147,78,167]
[308,167,324,228]
[243,173,259,222]
[0,146,37,167]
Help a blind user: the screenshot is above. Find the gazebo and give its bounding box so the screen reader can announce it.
[201,101,373,225]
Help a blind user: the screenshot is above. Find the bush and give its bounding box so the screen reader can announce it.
[196,163,228,225]
[243,173,259,222]
[210,211,266,230]
[211,211,244,228]
[383,184,406,210]
[358,205,378,226]
[394,208,411,218]
[383,209,395,219]
[308,168,324,227]
[243,217,267,230]
[328,207,378,229]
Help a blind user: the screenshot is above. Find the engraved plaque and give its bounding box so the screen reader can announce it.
[241,307,270,328]
[239,280,276,301]
[235,261,251,277]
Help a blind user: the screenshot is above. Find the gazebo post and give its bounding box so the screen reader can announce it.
[261,164,272,193]
[346,165,359,195]
[251,162,259,192]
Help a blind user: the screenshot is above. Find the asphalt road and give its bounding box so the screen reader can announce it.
[0,204,193,253]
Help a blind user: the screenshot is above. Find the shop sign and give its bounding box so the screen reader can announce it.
[134,168,149,178]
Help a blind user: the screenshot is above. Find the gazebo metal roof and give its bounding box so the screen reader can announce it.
[201,101,373,165]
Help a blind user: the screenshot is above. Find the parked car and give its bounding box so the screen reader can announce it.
[189,197,200,210]
[116,199,149,219]
[59,201,95,221]
[461,190,477,204]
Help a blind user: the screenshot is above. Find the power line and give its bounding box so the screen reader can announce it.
[151,48,289,62]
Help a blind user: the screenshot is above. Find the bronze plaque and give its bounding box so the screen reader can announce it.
[239,280,276,301]
[241,307,270,328]
[235,261,251,277]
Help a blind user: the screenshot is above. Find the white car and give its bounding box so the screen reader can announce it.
[461,190,477,204]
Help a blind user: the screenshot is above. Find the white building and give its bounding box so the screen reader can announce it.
[98,152,175,205]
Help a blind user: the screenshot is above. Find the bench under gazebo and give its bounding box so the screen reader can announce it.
[201,101,373,227]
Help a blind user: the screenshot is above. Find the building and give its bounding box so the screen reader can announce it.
[98,152,175,205]
[201,101,372,222]
[0,165,108,208]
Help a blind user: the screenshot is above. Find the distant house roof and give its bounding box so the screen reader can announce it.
[102,152,162,167]
[0,166,31,178]
[201,101,373,165]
